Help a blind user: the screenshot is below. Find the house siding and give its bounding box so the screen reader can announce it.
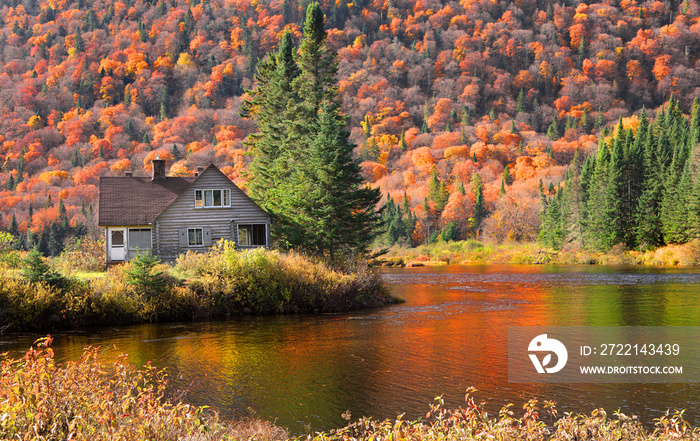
[154,167,270,261]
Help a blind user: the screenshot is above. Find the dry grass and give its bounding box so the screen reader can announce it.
[375,240,700,267]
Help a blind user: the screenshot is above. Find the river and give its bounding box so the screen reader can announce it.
[1,264,699,433]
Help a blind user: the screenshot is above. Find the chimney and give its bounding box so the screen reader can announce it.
[152,155,166,181]
[196,166,204,176]
[125,170,133,177]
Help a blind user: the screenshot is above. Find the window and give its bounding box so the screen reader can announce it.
[111,230,124,247]
[238,224,267,247]
[188,228,203,246]
[128,228,151,250]
[195,189,230,208]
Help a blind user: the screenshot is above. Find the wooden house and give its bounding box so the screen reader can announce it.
[98,159,270,263]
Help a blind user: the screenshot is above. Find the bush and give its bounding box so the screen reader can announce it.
[0,339,288,441]
[321,392,699,441]
[179,242,393,314]
[55,236,105,273]
[1,245,392,331]
[122,252,169,297]
[22,248,69,289]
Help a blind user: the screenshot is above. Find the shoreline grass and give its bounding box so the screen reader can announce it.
[0,243,398,332]
[2,343,697,440]
[372,240,700,267]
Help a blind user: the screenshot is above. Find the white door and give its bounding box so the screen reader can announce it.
[110,229,126,261]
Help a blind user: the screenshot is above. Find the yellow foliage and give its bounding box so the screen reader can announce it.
[27,115,42,129]
[38,170,69,184]
[177,52,194,69]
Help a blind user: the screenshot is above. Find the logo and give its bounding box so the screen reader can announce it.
[528,334,568,373]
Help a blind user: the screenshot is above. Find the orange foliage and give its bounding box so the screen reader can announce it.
[361,161,389,182]
[73,162,108,185]
[513,156,536,180]
[169,161,192,177]
[409,147,435,171]
[110,158,133,175]
[444,145,470,159]
[432,132,461,150]
[142,150,174,172]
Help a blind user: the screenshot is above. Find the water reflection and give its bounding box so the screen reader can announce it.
[1,265,699,433]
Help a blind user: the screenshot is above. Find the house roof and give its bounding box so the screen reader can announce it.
[98,176,196,226]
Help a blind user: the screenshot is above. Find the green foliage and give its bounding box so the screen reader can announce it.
[428,166,449,212]
[0,246,392,331]
[122,252,168,297]
[21,248,68,288]
[243,4,380,260]
[541,98,700,253]
[470,173,486,236]
[181,242,392,314]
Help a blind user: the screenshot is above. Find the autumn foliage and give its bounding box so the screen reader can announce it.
[1,0,698,247]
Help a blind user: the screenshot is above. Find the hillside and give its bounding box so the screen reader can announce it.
[1,0,699,251]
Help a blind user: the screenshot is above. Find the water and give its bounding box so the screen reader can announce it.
[2,264,699,433]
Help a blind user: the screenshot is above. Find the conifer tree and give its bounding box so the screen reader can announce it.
[242,31,299,209]
[585,140,610,250]
[243,3,380,259]
[561,151,585,247]
[470,174,485,237]
[636,130,666,249]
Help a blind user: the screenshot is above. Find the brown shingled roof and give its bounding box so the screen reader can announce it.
[98,176,195,226]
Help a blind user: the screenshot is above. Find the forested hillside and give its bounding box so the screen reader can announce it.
[1,0,699,252]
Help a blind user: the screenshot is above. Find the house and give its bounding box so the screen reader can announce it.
[98,158,271,263]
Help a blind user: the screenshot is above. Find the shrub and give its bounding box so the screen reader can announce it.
[55,236,105,273]
[180,242,392,314]
[122,252,169,297]
[320,390,697,441]
[21,248,69,289]
[0,339,288,441]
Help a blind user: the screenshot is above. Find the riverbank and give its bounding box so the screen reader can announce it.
[372,240,700,267]
[2,343,697,440]
[0,243,398,332]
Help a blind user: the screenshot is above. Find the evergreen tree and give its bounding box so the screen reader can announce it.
[243,4,381,259]
[546,118,560,140]
[242,30,299,208]
[539,190,564,249]
[8,214,19,238]
[585,140,610,250]
[22,248,67,288]
[636,130,666,249]
[293,99,381,258]
[561,151,586,247]
[428,166,448,212]
[601,135,626,248]
[470,173,485,237]
[502,165,513,185]
[516,89,527,113]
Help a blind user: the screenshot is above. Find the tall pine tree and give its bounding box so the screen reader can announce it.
[243,3,380,259]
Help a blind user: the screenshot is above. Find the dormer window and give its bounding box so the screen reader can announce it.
[195,189,231,208]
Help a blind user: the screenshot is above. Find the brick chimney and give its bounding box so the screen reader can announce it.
[152,155,166,181]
